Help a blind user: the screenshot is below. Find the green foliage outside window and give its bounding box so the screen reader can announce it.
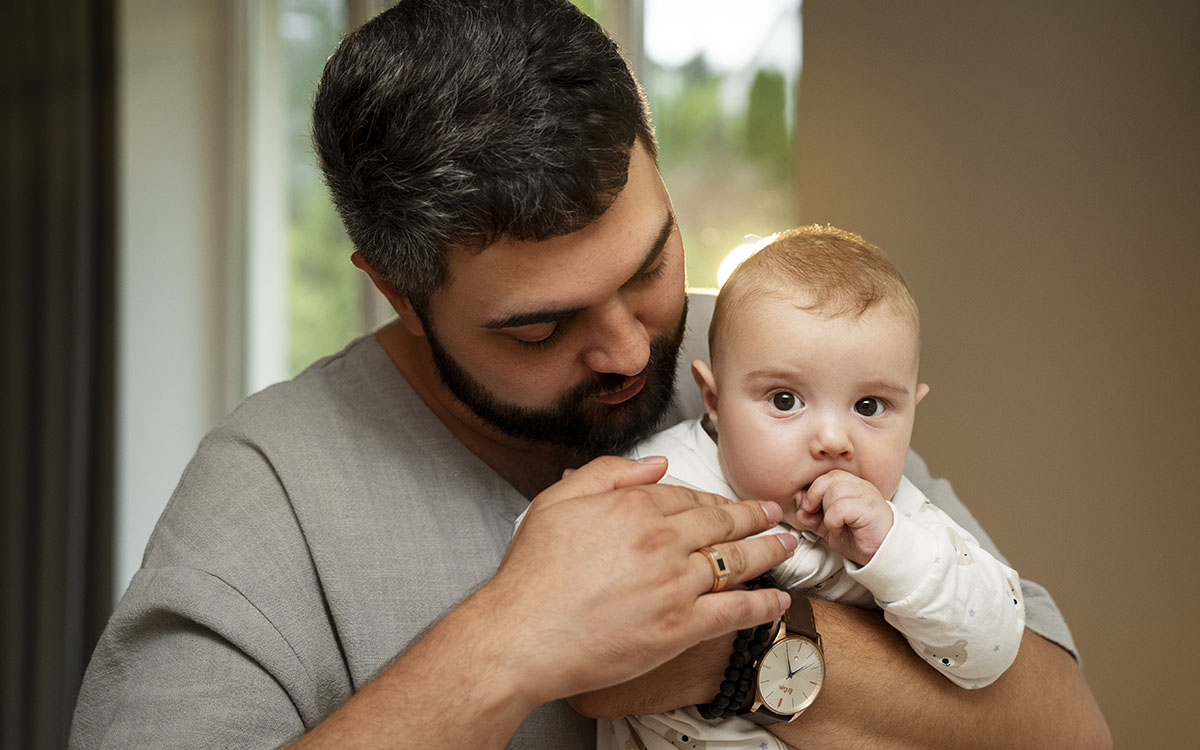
[572,0,603,22]
[647,57,796,289]
[287,182,360,375]
[280,0,361,376]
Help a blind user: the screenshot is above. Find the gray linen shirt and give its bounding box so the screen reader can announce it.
[70,292,1074,748]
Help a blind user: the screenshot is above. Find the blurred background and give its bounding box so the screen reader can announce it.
[2,0,1196,747]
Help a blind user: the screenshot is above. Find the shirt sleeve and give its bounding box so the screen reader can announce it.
[70,430,354,749]
[846,478,1026,688]
[905,449,1078,661]
[69,567,320,748]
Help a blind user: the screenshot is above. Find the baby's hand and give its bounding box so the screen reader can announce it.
[794,470,892,566]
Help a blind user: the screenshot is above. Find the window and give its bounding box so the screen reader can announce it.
[580,0,803,287]
[641,0,802,288]
[245,0,391,393]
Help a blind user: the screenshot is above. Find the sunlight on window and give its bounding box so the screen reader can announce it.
[643,0,802,289]
[716,232,780,288]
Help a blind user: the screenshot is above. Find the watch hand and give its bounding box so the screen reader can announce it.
[785,643,800,678]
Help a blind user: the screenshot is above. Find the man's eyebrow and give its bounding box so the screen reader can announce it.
[481,210,676,331]
[481,305,584,330]
[628,210,676,280]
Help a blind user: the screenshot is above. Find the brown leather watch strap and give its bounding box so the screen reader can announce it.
[785,594,819,641]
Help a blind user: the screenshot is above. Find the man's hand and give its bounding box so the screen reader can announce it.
[488,454,797,704]
[794,469,892,566]
[293,454,796,750]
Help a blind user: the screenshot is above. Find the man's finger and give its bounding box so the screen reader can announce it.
[647,482,735,517]
[689,533,797,595]
[690,588,792,642]
[678,500,783,551]
[535,454,669,507]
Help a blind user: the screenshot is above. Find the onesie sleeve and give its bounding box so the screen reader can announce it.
[846,478,1026,689]
[905,449,1077,659]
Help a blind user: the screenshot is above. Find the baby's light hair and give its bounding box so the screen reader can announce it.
[709,225,920,366]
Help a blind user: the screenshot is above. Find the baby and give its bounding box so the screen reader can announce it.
[607,225,1027,750]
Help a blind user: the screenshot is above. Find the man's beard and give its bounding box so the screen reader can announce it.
[425,300,687,459]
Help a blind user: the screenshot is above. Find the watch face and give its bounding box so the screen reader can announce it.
[756,637,824,716]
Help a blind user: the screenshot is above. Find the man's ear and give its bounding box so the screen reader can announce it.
[915,383,930,406]
[691,360,720,428]
[352,251,426,337]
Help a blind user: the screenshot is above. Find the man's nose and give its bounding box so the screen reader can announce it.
[580,298,650,376]
[809,413,854,460]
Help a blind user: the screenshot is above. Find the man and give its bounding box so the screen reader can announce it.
[71,1,1109,747]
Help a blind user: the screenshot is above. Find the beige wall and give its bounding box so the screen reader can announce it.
[798,1,1199,746]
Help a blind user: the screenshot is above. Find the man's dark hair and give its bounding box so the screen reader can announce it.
[312,0,656,309]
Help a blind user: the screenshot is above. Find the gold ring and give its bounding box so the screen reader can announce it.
[699,545,730,593]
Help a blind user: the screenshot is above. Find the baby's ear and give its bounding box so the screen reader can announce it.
[915,383,930,406]
[691,360,720,426]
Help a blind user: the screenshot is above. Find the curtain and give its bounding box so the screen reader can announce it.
[1,0,116,747]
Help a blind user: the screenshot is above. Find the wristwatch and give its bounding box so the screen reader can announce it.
[743,594,825,725]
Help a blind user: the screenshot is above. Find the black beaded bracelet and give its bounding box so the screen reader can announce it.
[696,573,780,720]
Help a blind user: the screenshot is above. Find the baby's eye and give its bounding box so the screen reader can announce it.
[770,391,802,412]
[854,397,886,417]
